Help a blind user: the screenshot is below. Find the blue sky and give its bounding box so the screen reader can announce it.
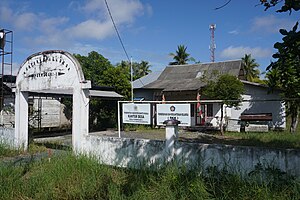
[0,0,299,76]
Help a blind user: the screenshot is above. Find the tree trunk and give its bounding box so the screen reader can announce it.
[290,110,299,133]
[220,103,224,135]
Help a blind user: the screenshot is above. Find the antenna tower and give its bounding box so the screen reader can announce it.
[0,29,13,110]
[209,24,216,62]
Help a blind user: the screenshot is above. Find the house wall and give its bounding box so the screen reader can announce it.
[134,89,158,101]
[133,84,285,130]
[229,84,285,129]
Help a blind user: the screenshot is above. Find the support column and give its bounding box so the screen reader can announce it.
[164,119,180,160]
[14,90,29,150]
[72,88,89,152]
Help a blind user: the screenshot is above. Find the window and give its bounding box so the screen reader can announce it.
[207,104,213,117]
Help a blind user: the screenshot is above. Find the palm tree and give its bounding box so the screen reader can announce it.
[169,45,194,65]
[137,61,152,77]
[241,54,260,82]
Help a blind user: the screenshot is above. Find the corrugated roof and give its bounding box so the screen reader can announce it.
[142,60,243,91]
[132,71,163,89]
[28,89,123,98]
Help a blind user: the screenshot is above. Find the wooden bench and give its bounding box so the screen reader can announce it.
[240,113,272,122]
[240,113,272,132]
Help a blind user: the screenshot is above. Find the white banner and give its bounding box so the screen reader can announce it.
[156,104,191,126]
[122,103,151,124]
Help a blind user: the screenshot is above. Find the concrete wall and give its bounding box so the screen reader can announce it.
[31,98,71,128]
[0,127,14,146]
[82,135,300,177]
[1,127,300,176]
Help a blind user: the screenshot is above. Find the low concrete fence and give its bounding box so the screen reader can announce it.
[0,127,14,146]
[2,126,300,177]
[83,135,300,177]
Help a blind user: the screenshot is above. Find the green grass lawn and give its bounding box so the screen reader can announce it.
[224,131,300,149]
[1,151,299,200]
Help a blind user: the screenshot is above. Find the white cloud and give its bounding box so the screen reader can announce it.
[82,0,145,23]
[63,0,149,40]
[251,15,295,34]
[65,20,114,40]
[40,17,69,34]
[220,46,272,59]
[0,6,13,23]
[0,5,36,31]
[228,30,239,35]
[0,0,150,50]
[14,12,37,31]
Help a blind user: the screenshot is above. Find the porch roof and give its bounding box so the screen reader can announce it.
[28,89,123,99]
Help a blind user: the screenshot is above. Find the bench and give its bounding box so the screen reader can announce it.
[240,113,272,132]
[240,113,272,122]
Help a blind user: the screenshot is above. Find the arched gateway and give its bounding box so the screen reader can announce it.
[15,50,90,151]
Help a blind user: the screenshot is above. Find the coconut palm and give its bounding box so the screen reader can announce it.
[241,54,260,82]
[169,45,194,65]
[137,61,152,78]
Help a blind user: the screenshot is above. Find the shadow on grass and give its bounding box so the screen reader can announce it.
[34,142,72,151]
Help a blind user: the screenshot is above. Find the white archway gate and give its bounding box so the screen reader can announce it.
[15,50,90,151]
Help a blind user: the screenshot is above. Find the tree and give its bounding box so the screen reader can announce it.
[74,51,112,86]
[73,51,131,131]
[216,0,300,13]
[202,74,245,135]
[135,60,152,79]
[259,0,300,13]
[266,22,300,133]
[241,54,260,82]
[116,60,152,81]
[169,45,195,65]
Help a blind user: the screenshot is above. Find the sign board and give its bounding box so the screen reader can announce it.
[156,104,191,126]
[122,103,151,124]
[17,50,84,91]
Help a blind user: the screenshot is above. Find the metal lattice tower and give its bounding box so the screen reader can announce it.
[0,29,13,110]
[209,24,216,62]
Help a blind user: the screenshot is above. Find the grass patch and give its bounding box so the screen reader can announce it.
[0,142,50,158]
[225,131,300,149]
[0,142,20,158]
[0,152,299,200]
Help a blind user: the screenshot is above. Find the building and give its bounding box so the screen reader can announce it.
[133,60,285,131]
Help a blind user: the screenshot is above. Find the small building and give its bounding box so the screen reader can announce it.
[133,60,285,131]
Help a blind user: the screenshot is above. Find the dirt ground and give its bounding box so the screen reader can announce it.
[34,129,236,147]
[89,129,241,146]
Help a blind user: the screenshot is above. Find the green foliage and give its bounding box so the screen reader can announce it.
[169,45,195,65]
[73,51,133,130]
[102,65,131,99]
[202,74,245,107]
[0,142,20,157]
[266,22,300,132]
[134,60,152,80]
[74,51,112,86]
[115,60,152,81]
[241,54,260,82]
[260,0,300,13]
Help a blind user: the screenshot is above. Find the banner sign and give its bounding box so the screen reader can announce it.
[156,104,191,126]
[122,103,151,124]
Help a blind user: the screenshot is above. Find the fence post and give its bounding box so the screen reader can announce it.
[164,119,180,160]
